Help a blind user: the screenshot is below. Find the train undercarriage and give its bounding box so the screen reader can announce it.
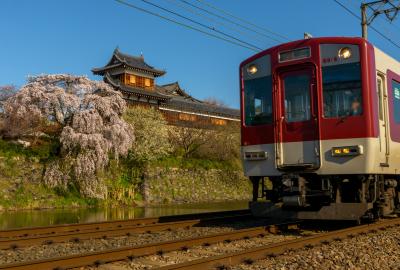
[249,174,400,222]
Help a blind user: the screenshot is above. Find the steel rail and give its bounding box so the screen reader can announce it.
[0,213,252,250]
[156,218,400,270]
[0,209,250,239]
[0,223,290,270]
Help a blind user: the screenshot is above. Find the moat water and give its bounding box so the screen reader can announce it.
[0,201,248,230]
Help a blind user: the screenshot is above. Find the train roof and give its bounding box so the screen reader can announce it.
[240,36,372,67]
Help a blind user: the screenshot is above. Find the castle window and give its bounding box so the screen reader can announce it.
[179,113,197,121]
[123,74,153,90]
[129,75,136,84]
[145,78,151,87]
[211,118,227,126]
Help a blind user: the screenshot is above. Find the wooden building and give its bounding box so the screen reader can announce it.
[92,48,240,127]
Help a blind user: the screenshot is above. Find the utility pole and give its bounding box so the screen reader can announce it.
[361,0,400,39]
[361,4,368,39]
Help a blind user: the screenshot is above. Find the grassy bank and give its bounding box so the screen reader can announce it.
[0,139,100,210]
[0,139,247,211]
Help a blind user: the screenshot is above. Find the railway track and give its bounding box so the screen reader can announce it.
[2,215,397,270]
[0,210,251,250]
[0,222,294,270]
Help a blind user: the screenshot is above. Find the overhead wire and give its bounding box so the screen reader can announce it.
[113,0,260,52]
[177,0,285,43]
[194,0,290,41]
[365,0,400,32]
[345,0,400,33]
[379,13,400,32]
[165,0,272,46]
[138,0,263,51]
[362,0,400,46]
[332,0,400,49]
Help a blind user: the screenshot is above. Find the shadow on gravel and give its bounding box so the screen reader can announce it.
[191,216,359,236]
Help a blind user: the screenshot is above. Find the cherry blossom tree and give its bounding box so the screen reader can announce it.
[3,74,134,198]
[0,85,17,111]
[0,85,18,134]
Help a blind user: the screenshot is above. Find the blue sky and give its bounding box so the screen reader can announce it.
[1,0,400,108]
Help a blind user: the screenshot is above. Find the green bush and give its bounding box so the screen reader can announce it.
[195,124,241,161]
[168,123,241,163]
[124,107,171,162]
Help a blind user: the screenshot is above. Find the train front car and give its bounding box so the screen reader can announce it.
[240,37,400,221]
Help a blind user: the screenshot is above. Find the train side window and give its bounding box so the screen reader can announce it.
[322,63,362,118]
[391,80,400,124]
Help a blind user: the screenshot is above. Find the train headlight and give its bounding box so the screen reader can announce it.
[247,64,258,75]
[331,145,363,157]
[333,149,342,155]
[338,47,352,59]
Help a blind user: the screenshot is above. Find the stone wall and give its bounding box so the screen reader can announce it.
[142,167,252,203]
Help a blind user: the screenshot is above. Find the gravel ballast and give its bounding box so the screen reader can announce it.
[233,226,400,270]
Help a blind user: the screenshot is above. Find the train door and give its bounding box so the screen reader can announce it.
[377,73,390,166]
[275,67,320,169]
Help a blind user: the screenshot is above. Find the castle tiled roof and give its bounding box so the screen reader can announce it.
[164,97,240,119]
[92,48,166,77]
[158,82,239,118]
[158,82,202,103]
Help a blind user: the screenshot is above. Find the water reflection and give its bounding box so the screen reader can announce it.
[0,201,248,230]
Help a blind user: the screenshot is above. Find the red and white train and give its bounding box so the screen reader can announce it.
[240,37,400,221]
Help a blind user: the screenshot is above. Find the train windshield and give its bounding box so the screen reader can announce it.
[244,76,273,126]
[322,62,362,118]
